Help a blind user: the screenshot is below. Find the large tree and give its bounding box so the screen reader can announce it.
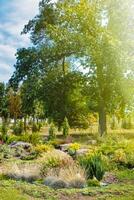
[10,0,133,135]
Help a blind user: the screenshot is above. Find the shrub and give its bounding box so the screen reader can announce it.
[1,122,8,142]
[48,122,56,140]
[62,117,70,137]
[48,139,65,148]
[87,178,100,187]
[38,122,43,131]
[110,117,117,130]
[20,152,38,160]
[0,144,14,159]
[41,150,73,176]
[112,143,134,169]
[0,144,13,159]
[7,132,41,145]
[113,149,127,165]
[7,135,20,144]
[35,144,53,154]
[99,139,118,156]
[32,123,39,133]
[79,153,105,181]
[127,153,134,168]
[68,143,81,156]
[121,118,133,129]
[100,139,134,169]
[12,121,24,135]
[29,132,41,145]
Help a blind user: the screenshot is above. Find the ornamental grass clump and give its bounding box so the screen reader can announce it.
[4,163,41,182]
[79,152,105,181]
[41,150,74,176]
[45,164,86,189]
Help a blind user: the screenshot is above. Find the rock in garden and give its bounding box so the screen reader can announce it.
[103,172,118,184]
[76,149,89,156]
[60,143,72,151]
[9,141,32,149]
[88,140,97,145]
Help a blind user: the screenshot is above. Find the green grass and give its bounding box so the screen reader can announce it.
[115,169,134,181]
[0,172,133,200]
[0,187,27,200]
[0,129,134,199]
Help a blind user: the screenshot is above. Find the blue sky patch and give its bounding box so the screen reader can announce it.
[0,0,40,82]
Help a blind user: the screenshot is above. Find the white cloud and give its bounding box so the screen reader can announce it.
[0,61,12,73]
[0,44,16,61]
[0,0,40,82]
[0,61,13,83]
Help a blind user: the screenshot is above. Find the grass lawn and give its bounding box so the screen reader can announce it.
[0,169,133,200]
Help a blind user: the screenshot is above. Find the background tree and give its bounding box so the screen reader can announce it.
[8,88,22,125]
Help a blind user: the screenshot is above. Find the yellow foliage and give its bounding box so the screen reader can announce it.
[113,149,127,164]
[68,143,81,152]
[35,144,52,154]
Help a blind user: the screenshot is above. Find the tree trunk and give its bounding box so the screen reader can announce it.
[98,99,107,136]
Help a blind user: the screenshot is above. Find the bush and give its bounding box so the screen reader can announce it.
[41,150,73,176]
[62,117,70,137]
[20,152,37,160]
[110,117,117,130]
[7,132,41,145]
[12,121,24,135]
[38,122,43,131]
[48,139,65,148]
[112,144,134,169]
[0,144,14,159]
[113,149,127,165]
[87,178,100,187]
[121,117,133,129]
[35,144,53,154]
[79,153,105,181]
[68,143,81,156]
[127,153,134,168]
[7,135,20,144]
[48,122,56,140]
[32,123,39,133]
[1,122,8,142]
[29,132,41,145]
[100,139,134,169]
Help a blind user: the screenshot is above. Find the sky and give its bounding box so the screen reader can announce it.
[0,0,40,82]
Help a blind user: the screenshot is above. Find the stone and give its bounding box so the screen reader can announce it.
[76,149,89,156]
[60,143,72,151]
[88,140,97,145]
[9,141,32,149]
